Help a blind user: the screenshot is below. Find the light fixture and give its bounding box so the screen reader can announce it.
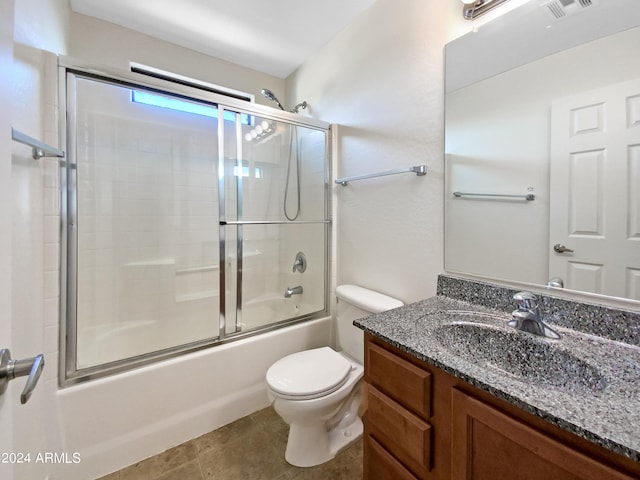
[244,121,275,143]
[461,0,511,20]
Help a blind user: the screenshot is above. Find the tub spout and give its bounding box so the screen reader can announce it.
[284,286,303,298]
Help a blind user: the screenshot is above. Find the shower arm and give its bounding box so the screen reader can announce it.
[291,101,308,113]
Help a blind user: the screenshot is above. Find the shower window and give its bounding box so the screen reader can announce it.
[61,68,330,383]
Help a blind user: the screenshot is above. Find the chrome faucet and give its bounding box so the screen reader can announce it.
[292,252,307,273]
[508,291,560,339]
[284,286,303,298]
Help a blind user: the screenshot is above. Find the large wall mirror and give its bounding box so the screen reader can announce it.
[445,0,640,305]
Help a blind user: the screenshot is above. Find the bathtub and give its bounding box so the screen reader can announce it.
[54,316,331,480]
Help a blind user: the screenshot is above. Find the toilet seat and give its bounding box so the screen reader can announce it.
[266,347,353,400]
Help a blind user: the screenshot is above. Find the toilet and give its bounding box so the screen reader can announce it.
[266,284,404,467]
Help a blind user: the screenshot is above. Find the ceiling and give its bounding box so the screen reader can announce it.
[69,0,377,78]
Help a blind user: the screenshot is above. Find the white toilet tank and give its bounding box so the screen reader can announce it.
[335,284,404,364]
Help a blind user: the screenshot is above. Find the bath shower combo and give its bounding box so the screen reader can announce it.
[60,64,329,384]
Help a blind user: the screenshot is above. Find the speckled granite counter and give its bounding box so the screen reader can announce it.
[354,275,640,462]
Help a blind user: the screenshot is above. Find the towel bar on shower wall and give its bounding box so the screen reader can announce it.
[335,164,427,186]
[11,128,65,160]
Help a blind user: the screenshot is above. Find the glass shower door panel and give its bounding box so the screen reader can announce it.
[241,223,327,331]
[230,115,328,222]
[221,111,329,332]
[73,78,220,369]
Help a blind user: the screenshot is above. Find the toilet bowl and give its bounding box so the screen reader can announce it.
[265,284,403,467]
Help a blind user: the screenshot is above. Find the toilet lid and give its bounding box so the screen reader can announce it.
[266,347,352,398]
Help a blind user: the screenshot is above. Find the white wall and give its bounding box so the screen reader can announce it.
[7,1,69,478]
[0,1,15,479]
[10,43,61,480]
[68,12,286,110]
[286,0,453,304]
[13,0,69,54]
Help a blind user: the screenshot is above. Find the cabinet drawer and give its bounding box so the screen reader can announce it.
[366,341,432,418]
[366,435,419,480]
[367,385,432,474]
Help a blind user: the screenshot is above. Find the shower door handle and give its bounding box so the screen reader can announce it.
[0,349,45,404]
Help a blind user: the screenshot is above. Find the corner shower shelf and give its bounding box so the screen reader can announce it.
[11,128,65,160]
[335,164,427,186]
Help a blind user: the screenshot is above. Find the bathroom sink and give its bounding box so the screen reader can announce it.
[432,314,606,393]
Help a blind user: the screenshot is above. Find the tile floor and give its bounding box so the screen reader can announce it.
[97,407,363,480]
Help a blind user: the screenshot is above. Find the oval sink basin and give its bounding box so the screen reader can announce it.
[433,319,606,393]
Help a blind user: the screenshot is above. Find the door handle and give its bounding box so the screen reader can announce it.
[0,349,45,404]
[553,243,574,253]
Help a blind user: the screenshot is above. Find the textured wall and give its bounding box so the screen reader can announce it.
[0,1,15,479]
[286,0,449,303]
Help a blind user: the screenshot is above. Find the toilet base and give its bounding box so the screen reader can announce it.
[284,416,363,468]
[269,351,365,468]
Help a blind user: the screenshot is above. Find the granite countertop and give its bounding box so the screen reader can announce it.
[354,294,640,462]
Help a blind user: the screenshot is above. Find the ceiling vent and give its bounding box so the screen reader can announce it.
[543,0,598,20]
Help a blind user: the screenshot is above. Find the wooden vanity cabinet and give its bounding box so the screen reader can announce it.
[363,333,640,480]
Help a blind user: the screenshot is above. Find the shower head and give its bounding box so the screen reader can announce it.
[261,88,285,111]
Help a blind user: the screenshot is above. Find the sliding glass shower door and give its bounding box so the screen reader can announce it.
[221,112,328,333]
[62,70,329,382]
[68,76,221,370]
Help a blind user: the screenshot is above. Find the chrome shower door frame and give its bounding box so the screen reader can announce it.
[58,59,331,386]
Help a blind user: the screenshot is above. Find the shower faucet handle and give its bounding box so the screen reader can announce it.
[292,252,307,273]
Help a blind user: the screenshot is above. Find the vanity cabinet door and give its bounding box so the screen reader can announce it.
[451,389,635,480]
[365,436,419,480]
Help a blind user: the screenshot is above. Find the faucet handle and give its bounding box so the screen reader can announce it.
[513,291,537,310]
[292,252,306,273]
